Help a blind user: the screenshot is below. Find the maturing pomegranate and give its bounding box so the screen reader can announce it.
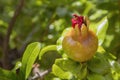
[62,14,98,62]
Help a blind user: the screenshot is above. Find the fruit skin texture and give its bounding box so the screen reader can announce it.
[62,15,98,62]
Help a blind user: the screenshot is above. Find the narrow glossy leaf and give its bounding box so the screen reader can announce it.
[96,17,108,45]
[21,42,39,71]
[20,42,41,79]
[0,68,17,80]
[106,53,116,60]
[52,64,73,79]
[25,42,41,79]
[39,45,57,60]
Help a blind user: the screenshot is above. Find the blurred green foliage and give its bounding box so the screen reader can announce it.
[0,0,120,79]
[0,0,119,53]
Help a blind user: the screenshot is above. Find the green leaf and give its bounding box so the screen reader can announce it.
[97,46,116,60]
[21,42,39,71]
[111,61,120,73]
[87,74,105,80]
[20,42,41,79]
[54,58,81,74]
[52,64,73,79]
[0,68,17,80]
[56,36,64,54]
[97,46,106,53]
[12,61,22,71]
[39,45,57,60]
[87,53,110,75]
[77,64,87,79]
[53,58,87,79]
[26,42,41,79]
[96,17,108,45]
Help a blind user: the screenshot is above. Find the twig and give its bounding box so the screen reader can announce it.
[40,68,52,77]
[30,68,51,80]
[2,0,24,69]
[30,63,51,80]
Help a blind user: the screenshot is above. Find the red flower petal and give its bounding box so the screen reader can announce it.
[71,14,84,28]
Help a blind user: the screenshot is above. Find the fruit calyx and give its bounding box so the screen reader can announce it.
[71,14,89,41]
[71,14,84,28]
[62,14,98,62]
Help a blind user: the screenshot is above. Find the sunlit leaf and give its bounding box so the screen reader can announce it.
[12,61,22,71]
[52,64,73,79]
[96,17,108,45]
[26,42,41,79]
[39,45,57,60]
[53,58,87,79]
[54,58,81,74]
[20,42,41,79]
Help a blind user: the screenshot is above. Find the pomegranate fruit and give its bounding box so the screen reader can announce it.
[62,14,98,62]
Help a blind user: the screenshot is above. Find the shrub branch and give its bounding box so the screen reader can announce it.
[2,0,24,69]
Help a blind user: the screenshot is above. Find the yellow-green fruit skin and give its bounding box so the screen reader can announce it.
[62,29,98,62]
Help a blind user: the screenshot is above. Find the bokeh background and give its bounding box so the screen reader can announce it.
[0,0,120,69]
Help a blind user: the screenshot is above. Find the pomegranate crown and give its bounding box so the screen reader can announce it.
[71,14,84,28]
